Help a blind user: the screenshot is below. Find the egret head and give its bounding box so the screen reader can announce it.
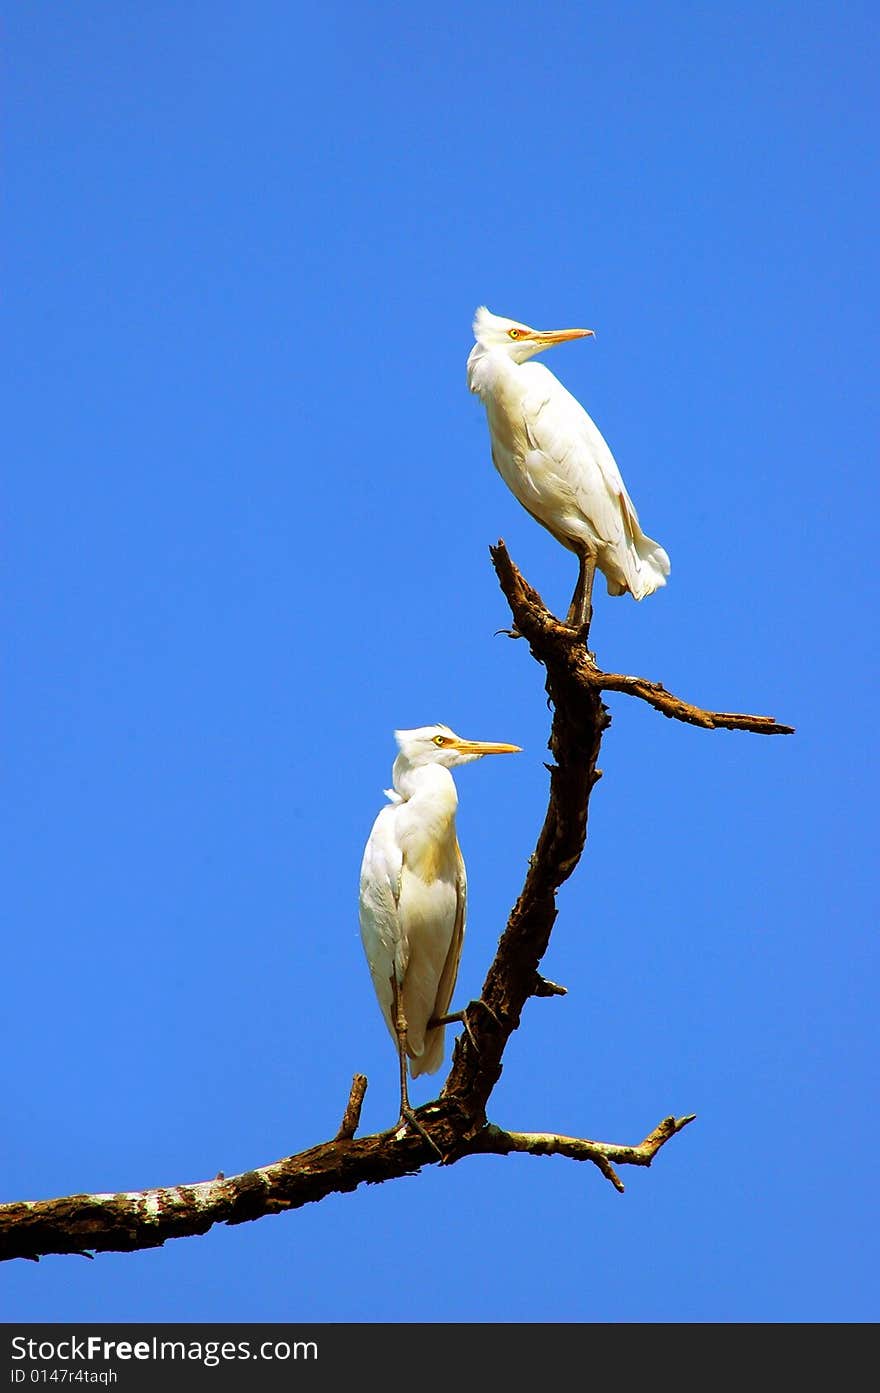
[394,723,521,770]
[472,305,594,364]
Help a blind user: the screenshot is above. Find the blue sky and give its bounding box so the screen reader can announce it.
[3,1,877,1323]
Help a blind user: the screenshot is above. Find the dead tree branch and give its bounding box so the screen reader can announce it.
[471,1114,698,1193]
[596,673,794,734]
[0,541,793,1262]
[334,1073,368,1141]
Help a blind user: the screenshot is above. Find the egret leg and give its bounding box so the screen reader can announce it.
[429,998,503,1055]
[565,552,597,634]
[390,977,442,1157]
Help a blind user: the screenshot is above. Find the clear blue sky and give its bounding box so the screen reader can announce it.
[4,1,877,1323]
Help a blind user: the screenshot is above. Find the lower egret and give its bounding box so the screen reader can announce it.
[358,724,520,1139]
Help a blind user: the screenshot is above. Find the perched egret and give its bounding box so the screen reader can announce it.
[359,724,520,1136]
[467,306,670,629]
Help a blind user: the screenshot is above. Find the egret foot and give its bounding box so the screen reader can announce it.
[430,997,503,1055]
[430,1007,480,1055]
[468,996,503,1030]
[397,1107,444,1158]
[390,974,444,1158]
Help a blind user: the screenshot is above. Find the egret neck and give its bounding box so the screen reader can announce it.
[391,758,459,886]
[466,336,510,403]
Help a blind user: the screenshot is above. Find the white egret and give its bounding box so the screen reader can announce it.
[358,724,520,1137]
[467,306,670,630]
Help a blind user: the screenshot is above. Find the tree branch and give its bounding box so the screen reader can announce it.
[334,1073,368,1141]
[596,673,794,735]
[0,542,792,1262]
[0,1110,697,1261]
[471,1114,698,1193]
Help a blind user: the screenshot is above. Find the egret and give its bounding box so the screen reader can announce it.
[358,724,520,1138]
[467,306,670,630]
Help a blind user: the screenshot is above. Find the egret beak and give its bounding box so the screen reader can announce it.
[535,327,594,345]
[452,738,522,757]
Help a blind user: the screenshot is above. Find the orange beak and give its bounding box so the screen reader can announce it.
[534,326,595,345]
[451,738,522,757]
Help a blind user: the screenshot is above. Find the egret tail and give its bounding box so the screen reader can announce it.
[605,532,670,599]
[409,1024,446,1078]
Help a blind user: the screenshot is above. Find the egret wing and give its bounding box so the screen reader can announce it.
[408,845,466,1078]
[433,845,466,1023]
[519,363,636,545]
[358,805,404,1044]
[519,363,669,597]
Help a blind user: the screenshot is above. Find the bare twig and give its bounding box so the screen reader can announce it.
[533,974,568,997]
[470,1115,698,1193]
[0,542,791,1262]
[335,1073,368,1141]
[597,672,794,735]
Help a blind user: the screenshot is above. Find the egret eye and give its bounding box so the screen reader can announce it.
[508,328,521,339]
[433,735,447,746]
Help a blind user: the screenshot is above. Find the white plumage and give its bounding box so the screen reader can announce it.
[467,306,670,626]
[358,724,520,1123]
